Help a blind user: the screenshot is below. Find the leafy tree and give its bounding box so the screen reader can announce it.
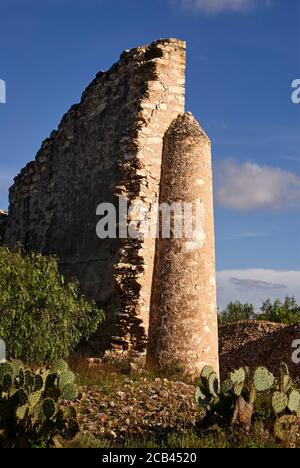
[257,296,300,325]
[219,301,255,325]
[0,246,104,363]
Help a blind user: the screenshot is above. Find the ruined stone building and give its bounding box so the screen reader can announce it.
[3,39,219,374]
[0,210,8,245]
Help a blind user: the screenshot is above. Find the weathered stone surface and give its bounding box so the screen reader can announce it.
[146,113,219,375]
[0,210,8,245]
[4,38,186,354]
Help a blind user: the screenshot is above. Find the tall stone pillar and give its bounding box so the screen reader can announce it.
[146,112,219,376]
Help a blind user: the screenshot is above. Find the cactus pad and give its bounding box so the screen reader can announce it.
[230,368,246,385]
[253,367,275,392]
[16,404,28,420]
[14,388,28,406]
[288,390,300,412]
[221,379,233,394]
[58,371,75,390]
[208,372,219,397]
[195,386,214,407]
[51,359,68,374]
[272,391,288,414]
[42,398,56,419]
[2,374,13,392]
[61,383,78,401]
[28,390,43,408]
[233,382,244,397]
[282,375,292,394]
[33,374,44,392]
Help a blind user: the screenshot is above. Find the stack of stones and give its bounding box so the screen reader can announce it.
[111,39,186,354]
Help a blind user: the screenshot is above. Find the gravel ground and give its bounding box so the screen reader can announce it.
[76,378,198,441]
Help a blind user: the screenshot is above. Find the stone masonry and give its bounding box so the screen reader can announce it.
[0,210,8,245]
[3,38,219,374]
[4,39,186,355]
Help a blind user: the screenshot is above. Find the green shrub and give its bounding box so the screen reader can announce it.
[219,302,255,325]
[258,297,300,325]
[219,297,300,325]
[0,246,104,363]
[0,359,79,448]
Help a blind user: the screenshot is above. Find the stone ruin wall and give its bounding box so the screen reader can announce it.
[0,210,8,245]
[4,39,186,355]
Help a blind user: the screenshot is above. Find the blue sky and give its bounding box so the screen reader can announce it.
[0,0,300,309]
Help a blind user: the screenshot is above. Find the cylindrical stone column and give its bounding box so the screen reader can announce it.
[146,112,219,376]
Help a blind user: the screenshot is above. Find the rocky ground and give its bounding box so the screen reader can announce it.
[219,321,300,383]
[76,378,197,442]
[73,320,300,441]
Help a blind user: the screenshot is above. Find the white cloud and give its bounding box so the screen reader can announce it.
[227,231,266,240]
[178,0,270,14]
[217,269,300,311]
[214,159,300,211]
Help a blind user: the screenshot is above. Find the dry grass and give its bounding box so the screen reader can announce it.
[69,355,194,390]
[65,423,283,449]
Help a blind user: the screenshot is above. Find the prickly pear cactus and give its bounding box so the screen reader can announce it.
[61,383,78,401]
[274,415,299,446]
[51,359,69,374]
[0,359,79,448]
[281,374,292,394]
[42,398,56,419]
[220,379,233,395]
[287,390,300,413]
[253,367,275,392]
[230,368,246,386]
[233,382,244,397]
[207,372,219,398]
[196,365,251,429]
[195,386,213,407]
[272,392,288,414]
[201,366,215,382]
[58,371,75,390]
[195,366,219,408]
[196,362,300,440]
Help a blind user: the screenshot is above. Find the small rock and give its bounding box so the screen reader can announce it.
[99,413,109,423]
